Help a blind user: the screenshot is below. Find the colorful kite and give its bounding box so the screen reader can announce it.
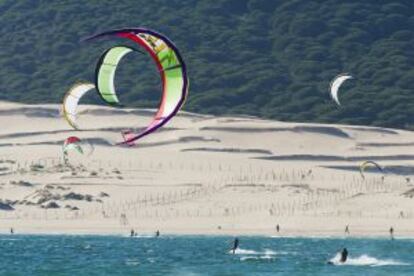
[84,28,188,145]
[63,136,83,163]
[95,46,140,105]
[62,136,94,164]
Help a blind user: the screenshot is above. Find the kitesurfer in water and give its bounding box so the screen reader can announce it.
[327,247,348,265]
[232,238,239,254]
[340,248,348,263]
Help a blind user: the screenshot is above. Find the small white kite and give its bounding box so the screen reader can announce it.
[330,74,353,106]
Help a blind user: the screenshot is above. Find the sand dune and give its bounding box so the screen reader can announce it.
[260,154,414,162]
[0,101,412,237]
[293,125,350,138]
[344,126,399,135]
[200,125,350,138]
[322,165,414,176]
[0,127,179,141]
[0,107,59,118]
[358,141,414,147]
[0,138,112,147]
[200,126,291,132]
[182,147,272,155]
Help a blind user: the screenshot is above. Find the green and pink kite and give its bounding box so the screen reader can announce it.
[62,28,188,147]
[87,28,189,146]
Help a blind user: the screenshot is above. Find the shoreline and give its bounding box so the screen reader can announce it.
[0,231,409,240]
[0,226,409,239]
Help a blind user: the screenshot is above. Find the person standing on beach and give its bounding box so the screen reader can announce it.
[345,225,350,235]
[232,238,239,254]
[155,230,160,237]
[390,227,394,239]
[276,224,280,233]
[10,227,14,234]
[130,229,135,237]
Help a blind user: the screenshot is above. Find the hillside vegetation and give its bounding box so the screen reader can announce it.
[0,0,413,129]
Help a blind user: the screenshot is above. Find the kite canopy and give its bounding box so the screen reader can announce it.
[95,46,137,105]
[62,82,95,129]
[62,136,94,162]
[63,136,83,156]
[85,27,188,145]
[359,161,384,179]
[330,74,353,106]
[64,136,81,145]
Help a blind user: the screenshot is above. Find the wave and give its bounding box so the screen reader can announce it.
[328,253,408,266]
[125,258,140,266]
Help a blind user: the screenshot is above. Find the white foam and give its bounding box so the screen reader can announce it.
[230,247,280,261]
[132,235,154,239]
[147,257,156,263]
[230,248,279,255]
[240,255,276,261]
[230,248,260,255]
[263,249,278,255]
[125,258,140,266]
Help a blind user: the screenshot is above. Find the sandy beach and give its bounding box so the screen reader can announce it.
[0,101,413,237]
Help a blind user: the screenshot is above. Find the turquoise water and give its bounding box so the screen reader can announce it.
[0,235,412,275]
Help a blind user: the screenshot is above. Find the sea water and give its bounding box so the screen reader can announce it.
[0,235,412,275]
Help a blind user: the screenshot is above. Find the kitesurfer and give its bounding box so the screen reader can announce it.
[339,248,348,263]
[327,247,348,265]
[232,237,239,254]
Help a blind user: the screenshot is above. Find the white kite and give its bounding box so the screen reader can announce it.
[62,82,95,129]
[330,74,353,106]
